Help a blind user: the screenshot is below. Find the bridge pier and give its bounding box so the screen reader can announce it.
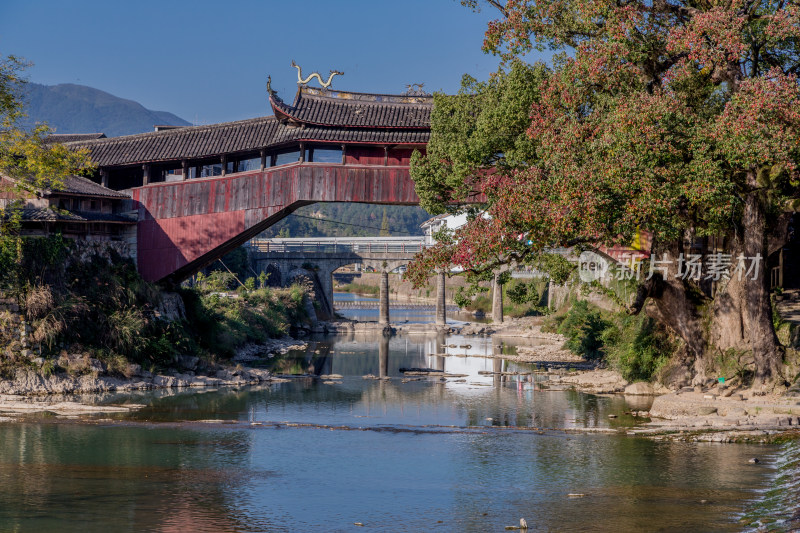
[435,270,447,326]
[379,270,390,325]
[492,272,504,324]
[316,267,336,320]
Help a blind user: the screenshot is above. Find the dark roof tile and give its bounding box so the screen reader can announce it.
[53,175,130,198]
[44,133,106,144]
[15,207,135,223]
[269,87,432,129]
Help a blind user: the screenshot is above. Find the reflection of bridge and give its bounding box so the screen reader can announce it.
[246,237,446,321]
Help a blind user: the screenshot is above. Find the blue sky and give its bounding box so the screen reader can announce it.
[0,1,548,125]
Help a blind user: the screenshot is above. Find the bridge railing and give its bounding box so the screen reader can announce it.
[246,238,430,255]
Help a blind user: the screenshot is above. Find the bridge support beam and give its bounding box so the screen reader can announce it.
[492,272,504,324]
[379,270,390,325]
[435,270,446,325]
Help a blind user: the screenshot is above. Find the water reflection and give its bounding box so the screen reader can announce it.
[334,292,488,324]
[0,327,783,532]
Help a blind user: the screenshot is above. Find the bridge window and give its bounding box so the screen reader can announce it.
[306,146,343,163]
[162,165,184,182]
[107,166,144,190]
[273,149,301,166]
[200,163,223,177]
[235,156,261,172]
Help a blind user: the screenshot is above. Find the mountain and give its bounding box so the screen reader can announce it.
[19,83,191,137]
[260,203,432,238]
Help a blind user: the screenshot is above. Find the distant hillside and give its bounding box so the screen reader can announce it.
[20,83,191,137]
[260,203,432,238]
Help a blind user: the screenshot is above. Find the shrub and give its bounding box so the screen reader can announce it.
[604,314,674,381]
[557,300,609,360]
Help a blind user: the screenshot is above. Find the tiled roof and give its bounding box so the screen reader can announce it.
[15,207,135,223]
[68,115,430,167]
[54,175,130,198]
[2,173,129,199]
[270,87,432,129]
[44,133,106,143]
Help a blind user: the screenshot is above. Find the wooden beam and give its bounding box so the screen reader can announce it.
[299,142,306,163]
[260,149,267,170]
[181,160,189,181]
[142,164,150,186]
[100,169,109,188]
[341,144,346,164]
[383,146,389,166]
[221,155,227,177]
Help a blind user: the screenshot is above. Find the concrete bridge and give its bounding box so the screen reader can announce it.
[246,237,448,323]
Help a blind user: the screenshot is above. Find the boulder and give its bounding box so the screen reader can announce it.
[87,358,106,374]
[624,382,655,395]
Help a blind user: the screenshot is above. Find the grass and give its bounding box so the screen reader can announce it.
[0,236,310,374]
[335,282,380,296]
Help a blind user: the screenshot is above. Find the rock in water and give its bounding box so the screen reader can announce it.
[748,457,760,464]
[520,518,528,529]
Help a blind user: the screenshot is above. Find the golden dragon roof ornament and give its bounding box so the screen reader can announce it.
[291,60,343,89]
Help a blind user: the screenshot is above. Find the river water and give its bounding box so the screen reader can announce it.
[0,295,789,532]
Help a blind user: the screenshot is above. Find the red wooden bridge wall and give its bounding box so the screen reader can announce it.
[131,162,420,283]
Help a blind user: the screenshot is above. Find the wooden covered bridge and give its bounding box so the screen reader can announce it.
[63,78,466,323]
[68,83,432,285]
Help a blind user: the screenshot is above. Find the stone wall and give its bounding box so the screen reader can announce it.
[0,292,28,357]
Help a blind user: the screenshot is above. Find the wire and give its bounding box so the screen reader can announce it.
[280,213,423,236]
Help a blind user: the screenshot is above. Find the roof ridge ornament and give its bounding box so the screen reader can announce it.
[291,60,343,90]
[403,83,430,97]
[266,75,275,96]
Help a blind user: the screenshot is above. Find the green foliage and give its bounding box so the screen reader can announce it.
[714,348,751,382]
[531,254,575,285]
[197,271,237,292]
[556,300,610,360]
[411,60,547,214]
[180,285,308,359]
[506,280,539,305]
[204,247,250,283]
[550,299,675,379]
[603,314,675,382]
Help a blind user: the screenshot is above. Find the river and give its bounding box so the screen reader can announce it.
[0,294,791,531]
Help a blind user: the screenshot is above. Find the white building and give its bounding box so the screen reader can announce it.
[420,213,470,245]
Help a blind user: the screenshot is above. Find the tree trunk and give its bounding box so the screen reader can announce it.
[741,171,783,386]
[638,173,785,389]
[644,242,709,385]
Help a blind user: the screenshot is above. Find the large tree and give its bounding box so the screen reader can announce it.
[408,0,800,388]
